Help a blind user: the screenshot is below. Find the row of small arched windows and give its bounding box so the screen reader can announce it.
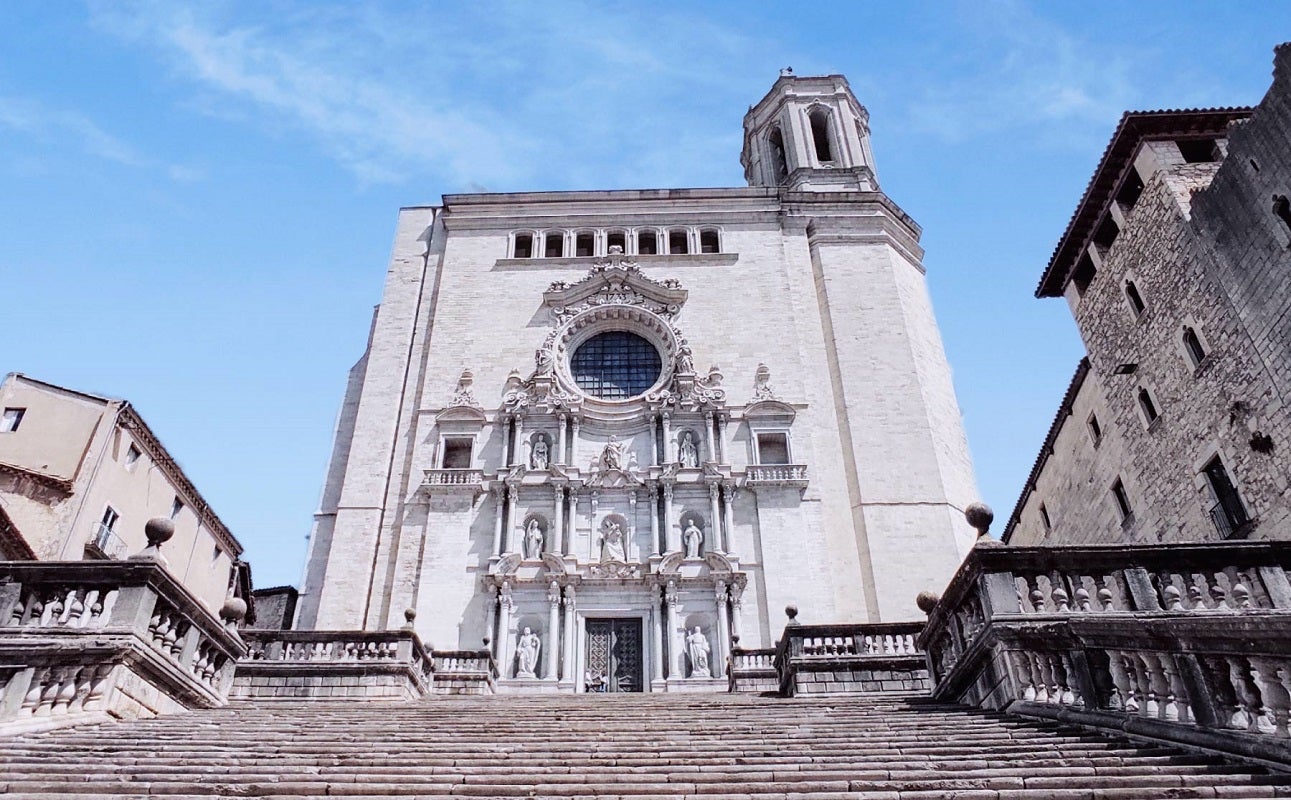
[511,227,722,259]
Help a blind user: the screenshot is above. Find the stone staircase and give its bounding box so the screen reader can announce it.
[2,693,1289,799]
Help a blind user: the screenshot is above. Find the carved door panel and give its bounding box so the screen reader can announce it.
[584,619,643,693]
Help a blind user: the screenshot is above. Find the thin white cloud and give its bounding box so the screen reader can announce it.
[0,95,149,167]
[89,2,780,189]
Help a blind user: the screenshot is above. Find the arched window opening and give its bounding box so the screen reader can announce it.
[809,109,834,163]
[513,233,533,259]
[1137,388,1159,425]
[768,127,788,183]
[607,231,627,253]
[1124,280,1146,317]
[544,232,564,258]
[1274,195,1291,239]
[575,232,595,257]
[1183,326,1208,367]
[668,230,689,255]
[699,229,720,254]
[637,230,659,256]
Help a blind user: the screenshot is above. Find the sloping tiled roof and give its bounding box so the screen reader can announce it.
[1036,108,1253,298]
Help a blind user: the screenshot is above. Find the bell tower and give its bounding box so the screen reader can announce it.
[741,68,879,192]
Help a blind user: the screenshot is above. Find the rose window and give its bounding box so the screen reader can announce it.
[569,331,662,400]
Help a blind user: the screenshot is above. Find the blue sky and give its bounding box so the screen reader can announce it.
[3,2,1288,589]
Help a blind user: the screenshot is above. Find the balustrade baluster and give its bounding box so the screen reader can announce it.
[1028,576,1045,613]
[20,668,47,716]
[1162,585,1183,611]
[1226,656,1262,732]
[1052,582,1071,613]
[1250,657,1291,737]
[1074,585,1092,612]
[1104,651,1130,711]
[1209,574,1230,611]
[1059,652,1081,706]
[1095,576,1115,611]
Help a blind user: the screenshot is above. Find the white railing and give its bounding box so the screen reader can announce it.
[745,464,808,487]
[90,524,127,559]
[422,469,485,491]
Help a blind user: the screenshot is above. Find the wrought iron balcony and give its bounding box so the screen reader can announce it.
[87,523,127,559]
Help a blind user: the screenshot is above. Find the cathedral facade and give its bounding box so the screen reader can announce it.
[296,72,978,692]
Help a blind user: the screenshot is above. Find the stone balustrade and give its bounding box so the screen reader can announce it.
[774,621,928,696]
[727,647,777,693]
[430,650,497,695]
[0,561,246,734]
[920,541,1291,768]
[231,629,433,701]
[744,464,809,488]
[422,468,486,494]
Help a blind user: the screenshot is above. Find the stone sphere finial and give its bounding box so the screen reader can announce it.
[915,591,941,615]
[130,517,176,564]
[785,604,799,625]
[965,502,994,537]
[403,608,417,630]
[219,596,248,626]
[482,635,491,647]
[145,517,175,547]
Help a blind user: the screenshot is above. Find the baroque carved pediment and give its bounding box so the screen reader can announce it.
[544,250,687,324]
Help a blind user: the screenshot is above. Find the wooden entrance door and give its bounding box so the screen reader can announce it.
[584,618,643,693]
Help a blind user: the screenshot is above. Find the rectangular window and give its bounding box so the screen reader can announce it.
[1138,388,1160,426]
[513,233,533,259]
[1111,479,1133,523]
[1203,456,1248,537]
[699,230,720,254]
[607,232,627,253]
[1,407,25,432]
[756,433,791,465]
[1039,503,1052,532]
[124,444,142,470]
[1183,327,1208,368]
[637,230,658,255]
[575,232,595,257]
[101,506,120,530]
[170,497,184,520]
[668,230,689,255]
[1071,255,1096,296]
[1087,413,1102,446]
[441,437,473,469]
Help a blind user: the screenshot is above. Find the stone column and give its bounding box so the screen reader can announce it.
[485,587,499,658]
[648,413,659,465]
[703,411,715,463]
[546,582,560,681]
[662,482,678,553]
[513,415,526,466]
[567,490,580,559]
[708,483,722,552]
[648,484,660,557]
[716,414,728,464]
[714,580,730,679]
[491,486,505,556]
[562,586,577,684]
[553,486,565,556]
[557,413,567,466]
[730,585,744,645]
[651,584,665,684]
[661,412,672,462]
[571,418,581,467]
[665,580,681,678]
[504,416,514,468]
[627,491,638,561]
[497,583,514,677]
[504,484,518,554]
[721,483,736,554]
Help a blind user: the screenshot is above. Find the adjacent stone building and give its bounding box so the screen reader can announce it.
[297,71,980,692]
[1004,45,1291,546]
[0,373,246,613]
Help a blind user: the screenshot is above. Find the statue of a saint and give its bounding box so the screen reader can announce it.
[516,627,541,678]
[678,431,699,468]
[686,626,711,678]
[600,520,626,562]
[524,520,544,560]
[683,519,703,559]
[601,436,628,471]
[676,341,695,374]
[534,347,554,377]
[531,437,549,470]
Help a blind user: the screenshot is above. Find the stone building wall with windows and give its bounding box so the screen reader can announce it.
[0,373,245,612]
[296,72,980,693]
[1005,45,1291,546]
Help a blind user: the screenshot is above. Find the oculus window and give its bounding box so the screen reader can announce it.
[570,331,662,400]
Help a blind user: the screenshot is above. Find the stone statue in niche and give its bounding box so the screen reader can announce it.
[516,627,541,678]
[600,520,627,562]
[600,435,629,472]
[682,519,703,559]
[531,436,549,470]
[678,430,699,468]
[524,520,544,560]
[686,626,711,678]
